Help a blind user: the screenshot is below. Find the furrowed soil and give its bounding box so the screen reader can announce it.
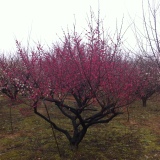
[0,95,160,160]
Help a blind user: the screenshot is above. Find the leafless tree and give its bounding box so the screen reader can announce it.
[133,0,160,68]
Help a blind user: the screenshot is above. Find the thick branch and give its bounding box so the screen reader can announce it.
[86,112,120,127]
[34,107,72,141]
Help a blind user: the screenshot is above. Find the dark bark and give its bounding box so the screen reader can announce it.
[33,98,121,149]
[142,97,147,107]
[70,128,87,149]
[34,105,88,149]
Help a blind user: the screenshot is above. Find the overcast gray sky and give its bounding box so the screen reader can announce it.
[0,0,147,54]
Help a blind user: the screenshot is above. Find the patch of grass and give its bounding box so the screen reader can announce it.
[0,96,160,159]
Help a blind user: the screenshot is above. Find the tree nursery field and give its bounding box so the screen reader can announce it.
[0,95,160,160]
[1,1,160,159]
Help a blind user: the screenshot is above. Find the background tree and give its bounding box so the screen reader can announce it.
[131,0,160,106]
[134,56,160,106]
[0,56,20,100]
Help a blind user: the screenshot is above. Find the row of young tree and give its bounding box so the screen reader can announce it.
[0,0,160,149]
